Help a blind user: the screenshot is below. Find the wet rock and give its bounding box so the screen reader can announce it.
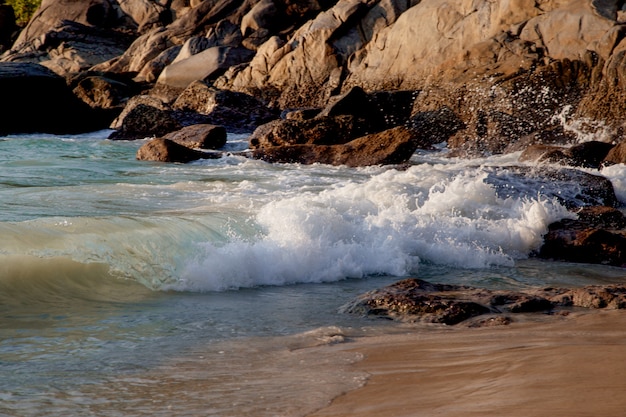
[136,138,222,163]
[483,166,619,209]
[163,124,227,149]
[339,278,492,325]
[252,126,420,166]
[539,206,626,267]
[602,142,626,166]
[342,278,626,325]
[519,141,615,169]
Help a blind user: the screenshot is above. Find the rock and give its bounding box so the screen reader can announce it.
[157,46,255,89]
[504,125,580,154]
[68,71,146,111]
[3,3,137,76]
[603,142,626,165]
[109,94,171,130]
[0,62,111,135]
[409,106,466,149]
[248,115,365,149]
[162,124,227,149]
[520,141,615,168]
[108,103,182,140]
[219,0,414,108]
[342,278,626,325]
[136,138,222,163]
[252,125,420,166]
[172,80,278,132]
[483,166,619,209]
[339,278,492,325]
[539,206,626,267]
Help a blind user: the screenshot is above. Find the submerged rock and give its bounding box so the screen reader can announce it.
[342,278,626,325]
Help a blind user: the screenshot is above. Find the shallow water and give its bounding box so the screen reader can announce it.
[1,130,625,416]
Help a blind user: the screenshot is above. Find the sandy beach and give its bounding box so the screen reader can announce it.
[308,310,626,417]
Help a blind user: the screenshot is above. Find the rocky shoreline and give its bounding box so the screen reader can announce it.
[2,0,626,313]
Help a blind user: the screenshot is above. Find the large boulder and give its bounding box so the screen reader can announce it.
[157,46,255,89]
[1,0,139,76]
[217,0,415,108]
[162,123,227,149]
[0,62,112,135]
[172,80,278,132]
[108,103,182,140]
[519,141,615,168]
[136,138,222,162]
[252,125,420,166]
[539,206,626,267]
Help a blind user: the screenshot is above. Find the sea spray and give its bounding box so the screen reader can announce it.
[174,165,572,292]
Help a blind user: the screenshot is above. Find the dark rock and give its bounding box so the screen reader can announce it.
[252,126,420,167]
[108,104,182,140]
[539,208,626,267]
[0,62,112,135]
[342,278,626,325]
[520,141,615,168]
[249,115,363,149]
[163,124,227,149]
[172,81,278,133]
[483,166,619,209]
[136,138,222,163]
[409,106,466,149]
[68,71,146,111]
[339,278,491,325]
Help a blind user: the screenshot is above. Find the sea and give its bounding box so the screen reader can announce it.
[2,127,626,416]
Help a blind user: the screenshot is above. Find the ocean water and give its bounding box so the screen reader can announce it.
[1,129,626,416]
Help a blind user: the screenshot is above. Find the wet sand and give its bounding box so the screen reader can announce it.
[308,310,626,417]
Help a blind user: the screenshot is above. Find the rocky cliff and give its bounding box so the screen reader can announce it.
[2,0,626,156]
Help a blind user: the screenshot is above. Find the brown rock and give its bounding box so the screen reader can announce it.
[136,138,222,163]
[518,141,614,168]
[172,81,278,132]
[603,142,626,165]
[253,126,420,167]
[342,278,626,325]
[109,104,182,140]
[163,124,227,149]
[249,115,363,149]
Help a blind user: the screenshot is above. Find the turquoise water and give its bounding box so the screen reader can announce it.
[1,130,626,416]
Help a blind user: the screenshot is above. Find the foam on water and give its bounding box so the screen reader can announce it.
[174,163,573,292]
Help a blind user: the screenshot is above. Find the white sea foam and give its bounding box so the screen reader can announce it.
[173,164,572,292]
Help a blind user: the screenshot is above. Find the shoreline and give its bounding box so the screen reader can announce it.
[307,309,626,417]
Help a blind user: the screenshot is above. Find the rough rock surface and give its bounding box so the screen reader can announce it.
[136,138,222,163]
[162,123,227,149]
[253,126,420,166]
[539,206,626,267]
[341,277,626,325]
